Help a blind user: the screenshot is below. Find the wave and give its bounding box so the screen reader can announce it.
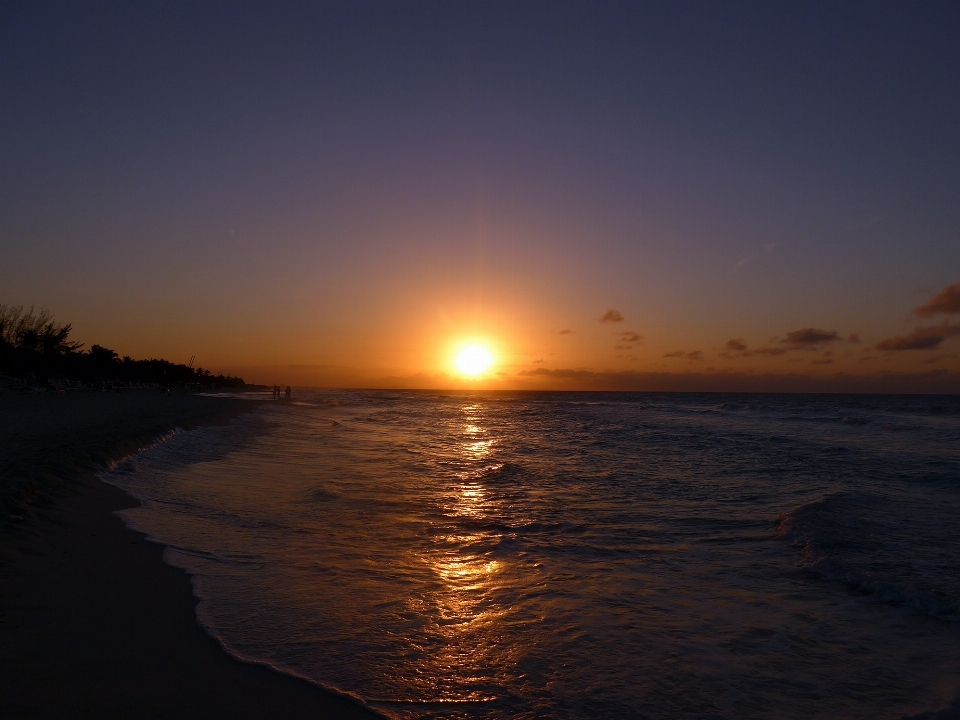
[776,495,960,621]
[451,518,588,536]
[308,486,341,502]
[102,427,184,474]
[898,697,960,720]
[461,462,526,484]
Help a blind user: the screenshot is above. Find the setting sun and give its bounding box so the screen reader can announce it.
[454,344,493,377]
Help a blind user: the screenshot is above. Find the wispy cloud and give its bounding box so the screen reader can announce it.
[618,331,643,343]
[721,331,849,358]
[515,367,960,393]
[782,328,841,346]
[600,309,624,323]
[664,350,703,360]
[876,322,960,351]
[519,367,595,380]
[914,283,960,317]
[781,328,841,347]
[734,242,779,270]
[557,329,574,335]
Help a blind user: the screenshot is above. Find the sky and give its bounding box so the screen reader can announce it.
[2,1,959,391]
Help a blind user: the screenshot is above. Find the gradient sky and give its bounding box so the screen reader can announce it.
[2,1,959,390]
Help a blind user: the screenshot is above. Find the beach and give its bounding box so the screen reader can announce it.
[0,390,383,719]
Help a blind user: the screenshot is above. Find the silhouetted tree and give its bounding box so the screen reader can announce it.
[0,304,246,388]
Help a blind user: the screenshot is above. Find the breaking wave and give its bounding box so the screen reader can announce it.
[777,494,960,621]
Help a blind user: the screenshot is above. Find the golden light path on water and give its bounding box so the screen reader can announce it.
[419,403,507,706]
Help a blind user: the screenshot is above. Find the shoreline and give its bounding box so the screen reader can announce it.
[0,391,385,719]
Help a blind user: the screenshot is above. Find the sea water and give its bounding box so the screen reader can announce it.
[103,392,960,719]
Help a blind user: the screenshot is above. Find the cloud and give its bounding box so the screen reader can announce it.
[532,358,544,364]
[753,346,787,356]
[875,322,960,351]
[514,367,960,393]
[914,283,960,317]
[618,331,643,343]
[781,328,841,347]
[557,329,574,335]
[734,242,778,270]
[518,367,596,380]
[848,332,860,344]
[663,350,702,360]
[600,309,624,323]
[719,339,752,358]
[614,345,633,350]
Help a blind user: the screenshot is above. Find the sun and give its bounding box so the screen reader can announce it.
[454,344,493,377]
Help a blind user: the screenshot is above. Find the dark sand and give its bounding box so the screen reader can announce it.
[0,391,384,719]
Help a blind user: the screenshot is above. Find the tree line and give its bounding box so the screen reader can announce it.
[0,305,246,388]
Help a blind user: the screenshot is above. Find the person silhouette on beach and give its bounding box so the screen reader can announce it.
[285,386,291,400]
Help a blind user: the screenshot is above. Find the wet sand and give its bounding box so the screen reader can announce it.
[0,391,383,719]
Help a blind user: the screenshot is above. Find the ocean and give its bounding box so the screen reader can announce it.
[103,391,960,719]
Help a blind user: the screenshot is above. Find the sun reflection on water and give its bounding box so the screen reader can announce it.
[410,401,513,705]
